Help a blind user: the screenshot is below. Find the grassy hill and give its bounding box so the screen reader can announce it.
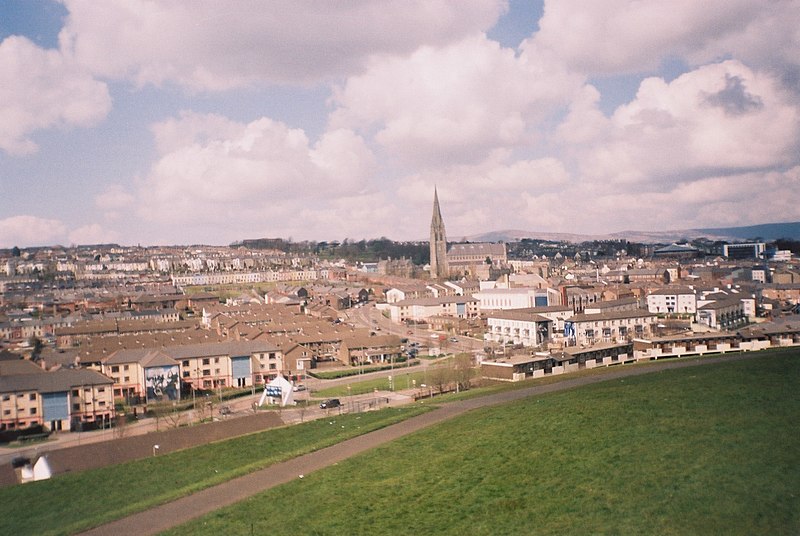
[167,351,800,535]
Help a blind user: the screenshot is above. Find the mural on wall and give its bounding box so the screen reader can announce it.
[145,365,180,401]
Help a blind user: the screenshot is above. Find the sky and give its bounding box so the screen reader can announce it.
[1,0,799,248]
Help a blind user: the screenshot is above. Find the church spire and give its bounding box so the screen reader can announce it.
[430,187,448,279]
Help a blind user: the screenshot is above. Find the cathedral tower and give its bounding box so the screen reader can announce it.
[430,187,448,279]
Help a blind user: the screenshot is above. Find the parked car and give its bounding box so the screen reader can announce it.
[293,384,307,392]
[449,337,458,342]
[319,398,341,409]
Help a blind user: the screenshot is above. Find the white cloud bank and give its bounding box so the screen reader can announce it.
[58,0,508,90]
[0,36,111,155]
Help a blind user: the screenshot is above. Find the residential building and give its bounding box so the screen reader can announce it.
[387,295,479,323]
[0,368,114,432]
[646,287,697,315]
[564,309,658,346]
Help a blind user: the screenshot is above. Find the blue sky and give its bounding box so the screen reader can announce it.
[1,0,799,247]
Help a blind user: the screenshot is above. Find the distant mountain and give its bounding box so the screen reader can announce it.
[464,222,800,244]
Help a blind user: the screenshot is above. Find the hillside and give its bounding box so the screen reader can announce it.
[167,351,800,535]
[466,221,800,244]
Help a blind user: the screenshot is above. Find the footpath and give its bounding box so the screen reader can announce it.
[78,352,762,536]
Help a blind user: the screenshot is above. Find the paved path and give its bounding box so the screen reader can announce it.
[79,352,762,536]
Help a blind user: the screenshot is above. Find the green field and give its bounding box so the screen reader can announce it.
[0,406,429,536]
[314,370,430,397]
[166,352,800,535]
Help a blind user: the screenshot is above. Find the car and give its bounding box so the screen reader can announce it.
[220,406,232,416]
[319,398,341,409]
[292,384,307,392]
[449,337,458,343]
[431,333,439,338]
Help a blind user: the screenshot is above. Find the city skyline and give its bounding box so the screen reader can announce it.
[2,1,800,248]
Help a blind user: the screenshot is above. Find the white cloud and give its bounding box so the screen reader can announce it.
[560,61,800,185]
[138,113,375,235]
[94,185,136,221]
[330,34,582,166]
[0,36,111,155]
[59,0,507,90]
[0,215,67,247]
[526,0,799,76]
[68,224,120,246]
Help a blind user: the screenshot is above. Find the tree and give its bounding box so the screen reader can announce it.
[452,353,475,392]
[28,336,43,361]
[11,246,20,257]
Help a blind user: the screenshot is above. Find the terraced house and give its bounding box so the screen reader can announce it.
[564,309,658,346]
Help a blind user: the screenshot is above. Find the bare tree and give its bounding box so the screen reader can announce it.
[429,365,450,395]
[114,414,130,439]
[452,353,475,392]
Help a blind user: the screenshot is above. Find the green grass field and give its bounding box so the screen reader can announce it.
[0,406,429,536]
[314,370,429,397]
[166,351,800,535]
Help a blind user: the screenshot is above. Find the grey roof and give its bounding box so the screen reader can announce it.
[486,310,552,323]
[103,348,178,367]
[0,368,113,394]
[447,243,506,256]
[568,309,656,322]
[394,295,477,307]
[0,359,45,376]
[163,340,280,360]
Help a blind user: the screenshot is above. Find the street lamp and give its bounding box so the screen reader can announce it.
[153,444,160,457]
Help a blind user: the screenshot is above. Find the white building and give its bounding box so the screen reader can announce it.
[564,309,658,346]
[473,287,561,312]
[387,296,479,323]
[646,287,697,315]
[485,309,554,348]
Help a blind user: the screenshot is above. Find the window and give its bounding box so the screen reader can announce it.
[183,360,190,367]
[269,363,276,370]
[3,409,10,416]
[1,395,8,401]
[203,369,211,376]
[29,393,36,401]
[123,365,129,371]
[214,357,220,364]
[30,408,37,415]
[183,371,190,378]
[72,389,79,397]
[111,366,119,373]
[73,403,80,411]
[214,368,220,374]
[202,358,210,365]
[123,376,130,382]
[98,401,106,406]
